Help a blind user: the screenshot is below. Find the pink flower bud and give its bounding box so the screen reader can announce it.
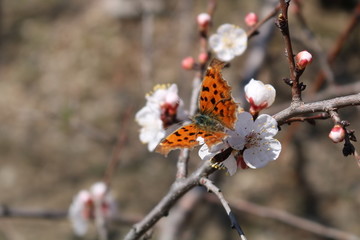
[198,52,209,64]
[244,12,258,27]
[197,13,211,29]
[181,57,195,70]
[295,50,312,70]
[329,124,346,143]
[244,79,276,114]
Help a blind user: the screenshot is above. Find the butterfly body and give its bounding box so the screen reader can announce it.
[156,59,238,156]
[192,113,224,133]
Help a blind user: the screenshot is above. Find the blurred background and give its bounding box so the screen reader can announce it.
[0,0,359,239]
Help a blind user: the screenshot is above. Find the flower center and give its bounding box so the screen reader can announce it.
[244,131,261,148]
[222,36,235,49]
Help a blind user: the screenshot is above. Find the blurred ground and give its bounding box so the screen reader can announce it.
[0,0,359,239]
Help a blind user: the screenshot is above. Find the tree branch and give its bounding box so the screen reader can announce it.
[273,93,360,126]
[124,162,216,240]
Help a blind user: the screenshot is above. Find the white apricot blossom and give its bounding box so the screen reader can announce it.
[135,84,186,151]
[199,112,281,174]
[209,24,248,61]
[68,182,117,236]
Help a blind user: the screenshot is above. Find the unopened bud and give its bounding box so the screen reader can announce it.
[244,12,258,27]
[198,52,209,65]
[181,57,195,70]
[244,79,276,114]
[197,13,211,30]
[329,124,346,143]
[295,50,312,70]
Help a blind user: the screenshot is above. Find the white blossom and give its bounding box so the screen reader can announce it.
[69,182,118,236]
[135,84,186,152]
[227,112,281,168]
[69,190,93,236]
[199,112,281,174]
[209,24,247,61]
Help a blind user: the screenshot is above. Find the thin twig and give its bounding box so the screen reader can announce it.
[312,3,360,93]
[0,205,140,225]
[176,0,217,180]
[104,107,133,186]
[328,110,341,124]
[293,0,335,86]
[200,177,247,240]
[277,0,302,103]
[206,196,360,240]
[246,3,280,38]
[282,113,329,125]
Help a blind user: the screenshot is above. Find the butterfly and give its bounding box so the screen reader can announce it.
[156,58,238,156]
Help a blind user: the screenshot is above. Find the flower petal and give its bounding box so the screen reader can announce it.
[227,112,253,150]
[253,114,278,138]
[215,48,235,62]
[222,155,238,176]
[243,138,281,168]
[199,144,216,161]
[209,35,223,52]
[217,23,235,34]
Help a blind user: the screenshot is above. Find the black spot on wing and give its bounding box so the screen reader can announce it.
[210,97,216,105]
[175,132,181,136]
[219,109,224,117]
[213,83,217,88]
[214,90,218,95]
[202,86,210,92]
[206,71,215,79]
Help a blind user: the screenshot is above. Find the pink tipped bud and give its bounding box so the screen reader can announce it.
[329,124,346,143]
[181,57,195,70]
[244,12,258,27]
[198,52,209,65]
[295,50,312,70]
[197,13,211,30]
[244,79,276,114]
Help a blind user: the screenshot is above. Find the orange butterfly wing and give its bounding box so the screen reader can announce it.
[155,123,227,156]
[156,58,238,155]
[199,59,237,130]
